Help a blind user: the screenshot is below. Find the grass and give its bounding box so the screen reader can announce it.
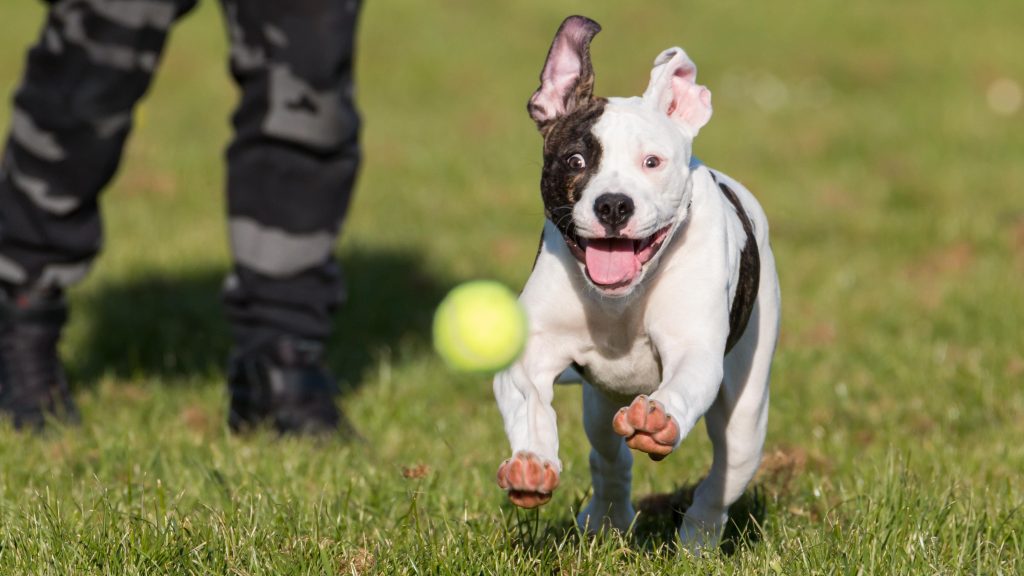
[1,0,1022,573]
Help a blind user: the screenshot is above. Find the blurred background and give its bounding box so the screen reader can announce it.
[0,0,1021,572]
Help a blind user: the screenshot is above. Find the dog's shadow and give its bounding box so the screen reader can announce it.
[507,483,766,557]
[66,248,450,391]
[630,483,767,555]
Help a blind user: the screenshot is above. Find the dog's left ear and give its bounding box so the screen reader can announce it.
[642,47,712,138]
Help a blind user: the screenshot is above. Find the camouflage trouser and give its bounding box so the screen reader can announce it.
[0,0,362,346]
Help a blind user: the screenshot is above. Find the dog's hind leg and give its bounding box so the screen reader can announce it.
[577,381,637,533]
[680,287,779,552]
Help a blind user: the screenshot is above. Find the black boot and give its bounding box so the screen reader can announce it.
[227,335,356,437]
[0,286,79,430]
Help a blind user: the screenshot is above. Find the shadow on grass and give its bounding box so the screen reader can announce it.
[631,483,767,555]
[67,248,451,390]
[507,483,767,557]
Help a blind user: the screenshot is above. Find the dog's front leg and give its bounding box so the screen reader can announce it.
[493,343,570,508]
[612,346,725,461]
[613,344,729,551]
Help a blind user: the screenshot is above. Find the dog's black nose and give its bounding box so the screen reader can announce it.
[594,193,634,232]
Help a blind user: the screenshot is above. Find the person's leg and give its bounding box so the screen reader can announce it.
[0,0,197,429]
[218,0,362,435]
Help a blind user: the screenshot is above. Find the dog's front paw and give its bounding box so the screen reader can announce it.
[496,451,560,508]
[611,395,680,461]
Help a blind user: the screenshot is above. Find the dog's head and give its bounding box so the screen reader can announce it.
[528,16,712,297]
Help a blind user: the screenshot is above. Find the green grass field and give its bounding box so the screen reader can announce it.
[2,1,1023,573]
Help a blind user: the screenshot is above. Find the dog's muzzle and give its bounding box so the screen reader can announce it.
[562,224,673,290]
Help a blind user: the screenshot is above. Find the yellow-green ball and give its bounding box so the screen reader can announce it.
[433,280,528,373]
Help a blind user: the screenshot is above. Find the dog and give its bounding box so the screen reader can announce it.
[493,15,781,551]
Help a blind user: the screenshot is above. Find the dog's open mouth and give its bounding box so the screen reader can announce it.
[563,225,673,290]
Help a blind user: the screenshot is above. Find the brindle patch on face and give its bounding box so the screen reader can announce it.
[538,98,607,240]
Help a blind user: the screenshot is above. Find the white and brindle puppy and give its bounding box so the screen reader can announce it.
[493,15,781,551]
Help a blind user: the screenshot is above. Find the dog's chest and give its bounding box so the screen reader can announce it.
[576,321,663,396]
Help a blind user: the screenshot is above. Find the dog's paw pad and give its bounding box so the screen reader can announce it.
[496,451,559,508]
[612,395,680,460]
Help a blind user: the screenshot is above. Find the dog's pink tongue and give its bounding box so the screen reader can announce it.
[585,238,640,286]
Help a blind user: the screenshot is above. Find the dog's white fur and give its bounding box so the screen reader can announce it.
[494,41,781,552]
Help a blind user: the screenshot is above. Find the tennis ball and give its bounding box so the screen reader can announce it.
[433,280,528,373]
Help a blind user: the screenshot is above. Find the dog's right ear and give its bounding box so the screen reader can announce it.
[527,16,602,131]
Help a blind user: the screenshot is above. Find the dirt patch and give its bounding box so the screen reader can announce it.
[802,321,838,347]
[491,236,526,267]
[1006,356,1024,379]
[757,445,808,495]
[907,241,976,279]
[338,547,376,576]
[106,383,151,403]
[757,444,833,498]
[904,241,976,309]
[118,165,178,198]
[909,413,937,436]
[179,404,213,434]
[401,463,431,480]
[1012,216,1024,268]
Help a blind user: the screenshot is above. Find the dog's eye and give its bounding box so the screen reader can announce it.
[643,155,662,169]
[566,153,586,170]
